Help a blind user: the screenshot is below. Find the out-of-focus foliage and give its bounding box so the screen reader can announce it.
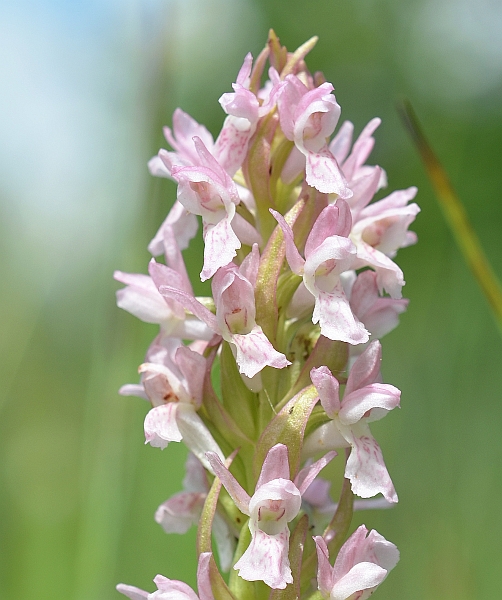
[1,1,501,599]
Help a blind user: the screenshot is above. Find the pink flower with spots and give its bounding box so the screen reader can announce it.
[206,444,336,589]
[271,201,369,344]
[114,228,212,343]
[171,137,243,281]
[305,341,400,503]
[158,246,290,378]
[277,75,351,198]
[123,336,223,470]
[350,186,420,299]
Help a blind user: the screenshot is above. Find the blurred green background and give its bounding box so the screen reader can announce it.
[1,0,502,598]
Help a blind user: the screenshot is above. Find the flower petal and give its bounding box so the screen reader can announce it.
[155,491,206,534]
[202,216,241,281]
[305,146,352,198]
[310,366,341,418]
[345,340,382,395]
[340,384,400,425]
[313,286,369,345]
[329,562,387,600]
[314,536,335,597]
[256,443,290,487]
[176,404,225,470]
[144,403,182,449]
[295,451,337,495]
[230,326,290,378]
[152,575,200,600]
[206,452,251,515]
[234,527,292,589]
[342,424,398,503]
[116,584,149,600]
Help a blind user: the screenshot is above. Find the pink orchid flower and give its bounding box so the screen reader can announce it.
[158,246,290,379]
[206,444,336,589]
[171,137,243,281]
[277,75,351,198]
[350,186,420,299]
[340,269,409,363]
[305,341,400,503]
[271,201,369,344]
[215,52,281,177]
[117,552,214,600]
[315,525,399,600]
[330,118,386,190]
[121,336,223,470]
[148,202,199,256]
[147,107,215,180]
[115,226,212,342]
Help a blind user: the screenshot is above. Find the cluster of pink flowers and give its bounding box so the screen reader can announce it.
[115,31,418,600]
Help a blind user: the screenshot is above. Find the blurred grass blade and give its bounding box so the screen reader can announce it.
[399,99,502,337]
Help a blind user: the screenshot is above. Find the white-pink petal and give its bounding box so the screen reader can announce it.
[175,404,225,469]
[330,562,388,600]
[144,403,182,448]
[256,443,291,487]
[295,451,337,495]
[305,146,352,198]
[302,421,349,457]
[196,552,215,600]
[340,384,401,425]
[116,584,149,600]
[155,491,206,534]
[230,326,291,378]
[201,215,241,281]
[313,286,369,345]
[152,575,199,600]
[206,451,251,515]
[342,424,398,503]
[345,339,382,395]
[234,527,292,589]
[310,366,341,418]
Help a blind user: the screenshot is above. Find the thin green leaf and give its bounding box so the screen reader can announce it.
[399,99,502,337]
